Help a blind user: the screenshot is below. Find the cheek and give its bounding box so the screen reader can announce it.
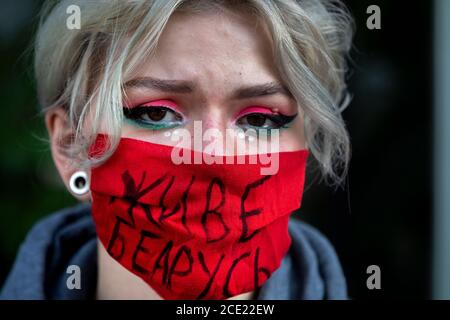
[121,124,179,146]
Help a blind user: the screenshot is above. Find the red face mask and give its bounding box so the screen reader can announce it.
[89,136,308,299]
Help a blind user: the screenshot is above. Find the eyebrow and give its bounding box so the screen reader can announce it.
[123,77,293,99]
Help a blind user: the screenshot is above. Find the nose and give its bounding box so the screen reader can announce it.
[188,104,242,155]
[196,105,230,133]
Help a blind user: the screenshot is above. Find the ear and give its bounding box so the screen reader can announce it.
[45,107,91,201]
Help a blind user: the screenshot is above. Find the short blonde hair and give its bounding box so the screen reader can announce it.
[35,0,354,186]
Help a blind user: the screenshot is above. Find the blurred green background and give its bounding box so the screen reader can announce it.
[0,0,77,287]
[0,0,433,299]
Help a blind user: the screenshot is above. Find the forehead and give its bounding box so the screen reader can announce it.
[134,10,279,83]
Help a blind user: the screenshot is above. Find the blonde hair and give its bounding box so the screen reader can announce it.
[35,0,354,186]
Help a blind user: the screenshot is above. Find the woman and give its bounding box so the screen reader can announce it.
[1,0,353,300]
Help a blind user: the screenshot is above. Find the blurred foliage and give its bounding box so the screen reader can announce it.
[0,0,77,285]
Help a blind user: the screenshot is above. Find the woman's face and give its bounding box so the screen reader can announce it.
[121,10,306,153]
[46,9,307,201]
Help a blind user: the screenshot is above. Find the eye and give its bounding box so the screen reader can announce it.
[123,105,184,130]
[236,112,297,130]
[243,114,269,127]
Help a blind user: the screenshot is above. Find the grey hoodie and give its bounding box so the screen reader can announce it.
[0,203,348,300]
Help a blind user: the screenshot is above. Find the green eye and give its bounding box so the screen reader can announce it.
[123,106,184,130]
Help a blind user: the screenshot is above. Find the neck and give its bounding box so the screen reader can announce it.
[96,240,255,300]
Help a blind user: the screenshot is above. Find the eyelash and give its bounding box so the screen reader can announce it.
[122,105,297,131]
[235,112,297,130]
[123,105,184,130]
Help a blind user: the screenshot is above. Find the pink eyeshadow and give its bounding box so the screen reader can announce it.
[234,106,274,120]
[141,99,179,109]
[124,99,182,112]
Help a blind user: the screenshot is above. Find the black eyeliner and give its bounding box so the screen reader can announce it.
[263,112,298,128]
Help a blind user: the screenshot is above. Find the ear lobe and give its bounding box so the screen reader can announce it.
[45,107,91,201]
